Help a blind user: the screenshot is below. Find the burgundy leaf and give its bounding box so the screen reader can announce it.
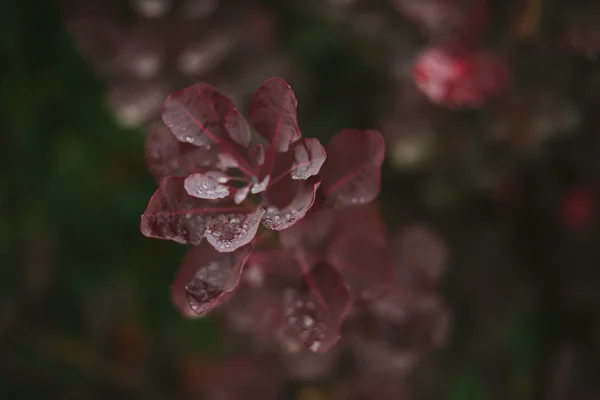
[278,208,336,252]
[262,177,321,231]
[277,261,350,353]
[162,83,255,176]
[171,242,252,318]
[184,171,230,199]
[371,226,447,323]
[331,205,388,246]
[145,123,218,181]
[205,207,265,252]
[266,138,326,187]
[251,175,270,194]
[250,77,302,153]
[280,205,392,302]
[222,279,284,338]
[140,176,263,252]
[222,252,299,339]
[320,129,385,207]
[234,184,251,204]
[250,143,266,167]
[205,211,261,253]
[162,83,230,146]
[329,238,392,302]
[246,248,303,279]
[328,205,393,301]
[289,138,327,180]
[224,108,251,147]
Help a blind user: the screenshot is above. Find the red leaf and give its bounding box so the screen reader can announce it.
[330,205,388,247]
[329,235,392,302]
[277,261,350,353]
[184,171,231,200]
[251,175,270,194]
[371,225,447,323]
[171,242,252,318]
[290,138,327,179]
[278,208,335,251]
[320,129,385,207]
[262,177,321,231]
[268,138,326,185]
[222,277,284,338]
[222,251,298,338]
[281,205,393,302]
[233,184,251,205]
[250,143,266,167]
[162,83,255,176]
[328,205,392,301]
[247,248,303,279]
[145,123,218,181]
[224,108,252,148]
[140,176,264,252]
[205,207,265,252]
[250,77,302,153]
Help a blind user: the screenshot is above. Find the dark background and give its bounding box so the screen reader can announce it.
[1,0,600,398]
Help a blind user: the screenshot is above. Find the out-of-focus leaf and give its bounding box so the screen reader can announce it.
[393,224,447,284]
[280,205,392,302]
[320,129,385,207]
[278,261,350,354]
[327,205,393,302]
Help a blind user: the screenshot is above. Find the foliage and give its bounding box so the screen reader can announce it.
[4,0,600,398]
[142,78,388,354]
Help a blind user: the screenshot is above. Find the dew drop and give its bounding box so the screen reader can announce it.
[244,264,264,286]
[309,341,321,352]
[303,315,314,328]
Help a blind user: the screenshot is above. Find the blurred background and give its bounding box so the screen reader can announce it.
[1,0,600,398]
